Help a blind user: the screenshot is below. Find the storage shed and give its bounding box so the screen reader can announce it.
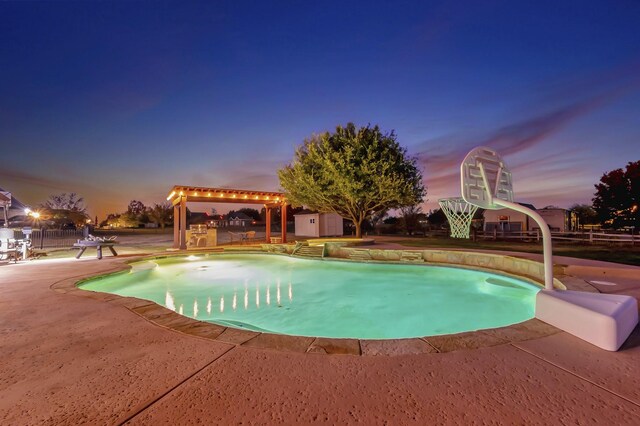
[294,210,343,238]
[534,207,578,232]
[483,203,536,232]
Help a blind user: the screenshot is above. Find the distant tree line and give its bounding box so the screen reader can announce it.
[101,200,172,229]
[15,154,638,233]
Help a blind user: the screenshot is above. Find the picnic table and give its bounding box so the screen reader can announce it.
[73,240,118,260]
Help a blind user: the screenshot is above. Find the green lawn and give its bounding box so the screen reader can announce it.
[386,236,640,267]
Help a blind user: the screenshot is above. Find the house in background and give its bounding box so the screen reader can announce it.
[207,214,227,228]
[294,210,343,237]
[483,203,536,232]
[483,204,578,232]
[534,207,578,232]
[227,212,253,227]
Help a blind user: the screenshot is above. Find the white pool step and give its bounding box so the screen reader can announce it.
[536,289,638,351]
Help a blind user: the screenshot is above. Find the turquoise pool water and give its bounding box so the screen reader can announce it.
[80,254,541,339]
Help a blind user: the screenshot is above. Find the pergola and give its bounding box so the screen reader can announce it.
[167,185,288,249]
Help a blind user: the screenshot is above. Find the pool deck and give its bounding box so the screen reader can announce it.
[1,248,640,424]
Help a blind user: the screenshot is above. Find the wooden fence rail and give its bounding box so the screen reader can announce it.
[475,230,639,244]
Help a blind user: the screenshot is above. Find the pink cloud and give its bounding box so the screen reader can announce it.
[415,60,640,210]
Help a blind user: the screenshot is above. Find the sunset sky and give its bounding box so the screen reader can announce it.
[1,1,639,219]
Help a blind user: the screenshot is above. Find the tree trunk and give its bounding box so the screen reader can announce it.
[354,219,362,238]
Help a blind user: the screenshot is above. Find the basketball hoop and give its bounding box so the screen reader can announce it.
[460,146,553,290]
[458,147,639,351]
[438,198,478,239]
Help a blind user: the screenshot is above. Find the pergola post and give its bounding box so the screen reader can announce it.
[173,204,179,248]
[281,203,287,243]
[265,206,271,243]
[179,196,187,250]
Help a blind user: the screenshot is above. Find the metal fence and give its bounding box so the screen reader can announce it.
[13,228,84,249]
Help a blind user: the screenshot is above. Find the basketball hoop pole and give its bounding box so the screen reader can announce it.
[463,146,554,290]
[493,199,554,290]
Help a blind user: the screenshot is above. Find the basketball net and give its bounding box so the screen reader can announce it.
[438,198,478,239]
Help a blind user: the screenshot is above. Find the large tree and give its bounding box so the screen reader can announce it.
[40,192,89,228]
[399,204,423,235]
[278,123,425,238]
[127,200,146,216]
[592,160,639,228]
[148,202,172,229]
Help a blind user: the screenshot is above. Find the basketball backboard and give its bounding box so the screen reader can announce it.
[460,146,513,210]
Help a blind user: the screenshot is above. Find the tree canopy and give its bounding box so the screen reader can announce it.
[592,160,639,228]
[149,202,172,229]
[42,192,87,213]
[127,200,146,216]
[399,204,425,235]
[568,203,598,228]
[278,123,425,237]
[228,208,261,222]
[39,192,89,228]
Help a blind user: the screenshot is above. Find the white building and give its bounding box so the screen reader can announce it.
[483,203,536,232]
[535,207,578,232]
[483,204,578,232]
[294,210,343,238]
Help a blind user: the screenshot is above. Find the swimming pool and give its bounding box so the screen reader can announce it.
[80,253,541,339]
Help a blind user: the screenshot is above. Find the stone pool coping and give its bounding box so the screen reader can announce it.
[54,248,602,356]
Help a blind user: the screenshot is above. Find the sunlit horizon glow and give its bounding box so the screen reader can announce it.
[1,1,639,219]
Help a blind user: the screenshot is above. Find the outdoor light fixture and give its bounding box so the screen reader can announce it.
[166,191,176,200]
[24,208,40,219]
[194,192,198,196]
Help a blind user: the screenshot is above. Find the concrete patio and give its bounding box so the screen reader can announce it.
[1,249,639,425]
